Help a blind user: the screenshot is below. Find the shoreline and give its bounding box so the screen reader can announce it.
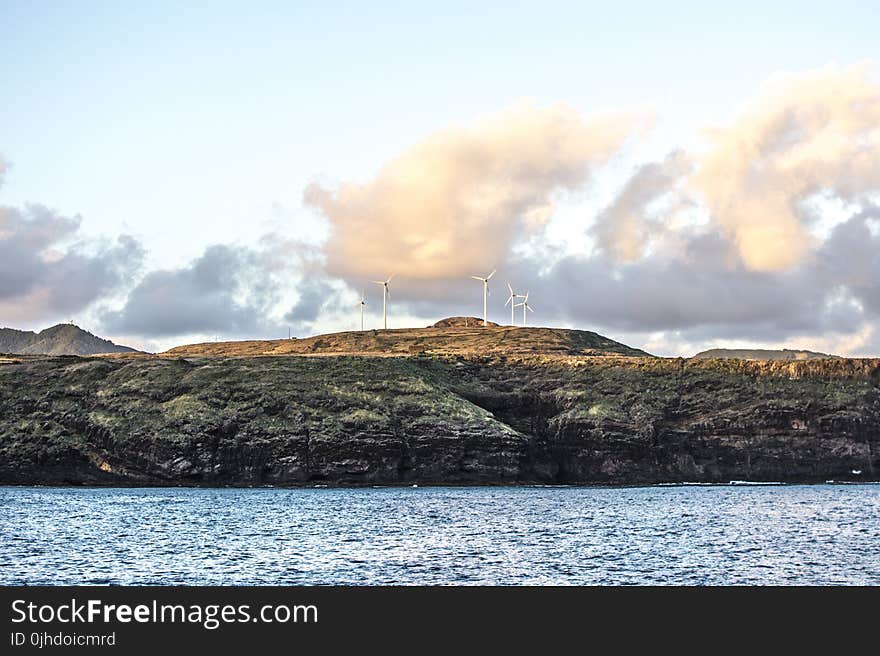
[3,479,878,490]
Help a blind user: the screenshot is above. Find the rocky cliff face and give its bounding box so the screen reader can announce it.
[0,354,878,486]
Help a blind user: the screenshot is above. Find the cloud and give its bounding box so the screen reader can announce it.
[477,64,880,355]
[815,203,880,313]
[590,150,692,261]
[305,104,647,282]
[283,279,340,335]
[102,244,279,337]
[101,237,337,339]
[505,194,880,354]
[295,68,880,353]
[692,63,880,271]
[0,203,143,324]
[512,240,814,334]
[6,65,880,357]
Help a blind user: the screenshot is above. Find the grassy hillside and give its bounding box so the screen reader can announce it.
[163,325,652,358]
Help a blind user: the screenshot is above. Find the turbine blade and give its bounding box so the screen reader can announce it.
[371,280,385,285]
[505,296,512,306]
[470,275,483,281]
[486,269,496,280]
[507,282,514,295]
[527,304,534,312]
[387,273,396,282]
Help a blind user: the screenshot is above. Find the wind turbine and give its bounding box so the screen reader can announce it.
[504,282,524,326]
[370,274,394,329]
[470,269,496,327]
[514,291,534,327]
[355,291,367,331]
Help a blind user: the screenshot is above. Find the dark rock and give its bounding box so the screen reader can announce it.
[0,354,878,486]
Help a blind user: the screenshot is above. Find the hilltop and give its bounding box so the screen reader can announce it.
[0,324,137,356]
[430,316,500,328]
[162,322,651,358]
[693,348,840,361]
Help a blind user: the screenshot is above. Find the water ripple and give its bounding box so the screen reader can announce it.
[1,485,878,585]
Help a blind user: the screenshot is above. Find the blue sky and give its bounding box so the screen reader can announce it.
[3,1,872,254]
[1,2,879,354]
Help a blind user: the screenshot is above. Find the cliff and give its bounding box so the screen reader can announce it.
[1,352,877,486]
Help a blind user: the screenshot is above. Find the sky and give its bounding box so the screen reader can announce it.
[1,1,879,355]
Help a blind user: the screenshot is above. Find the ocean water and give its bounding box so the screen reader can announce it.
[1,485,878,585]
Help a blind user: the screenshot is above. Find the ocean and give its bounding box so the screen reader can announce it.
[1,484,877,585]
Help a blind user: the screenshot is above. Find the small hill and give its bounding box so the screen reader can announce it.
[164,321,651,358]
[0,324,137,356]
[431,316,499,328]
[692,348,840,361]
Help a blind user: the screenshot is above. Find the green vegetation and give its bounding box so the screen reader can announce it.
[0,349,878,486]
[0,323,877,486]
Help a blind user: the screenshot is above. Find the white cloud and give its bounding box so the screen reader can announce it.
[692,63,880,271]
[305,103,649,282]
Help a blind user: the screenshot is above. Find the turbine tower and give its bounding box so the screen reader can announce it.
[504,282,524,326]
[356,291,367,331]
[469,269,496,327]
[514,291,534,327]
[371,274,394,329]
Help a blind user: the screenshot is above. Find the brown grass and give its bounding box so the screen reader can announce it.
[161,325,652,359]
